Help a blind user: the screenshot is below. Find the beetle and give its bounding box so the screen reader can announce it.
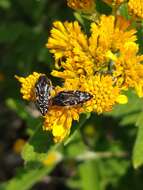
[35,75,53,116]
[35,75,93,115]
[52,90,93,106]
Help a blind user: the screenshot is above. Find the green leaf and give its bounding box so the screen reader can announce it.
[0,164,53,190]
[0,0,11,9]
[119,3,130,19]
[64,113,91,146]
[106,91,142,118]
[6,98,41,135]
[1,124,63,190]
[133,112,143,168]
[6,98,30,119]
[1,122,63,190]
[96,0,112,14]
[98,158,129,189]
[0,23,31,43]
[78,160,101,190]
[22,124,56,163]
[119,113,139,126]
[64,130,87,158]
[74,12,85,26]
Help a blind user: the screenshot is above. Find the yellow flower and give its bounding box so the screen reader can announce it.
[128,0,143,19]
[47,21,87,61]
[43,106,82,142]
[45,16,139,123]
[51,57,94,79]
[16,71,86,142]
[46,21,94,75]
[47,16,136,75]
[55,74,127,114]
[89,15,136,68]
[17,15,143,143]
[15,72,41,101]
[67,0,95,12]
[75,75,126,113]
[112,42,143,96]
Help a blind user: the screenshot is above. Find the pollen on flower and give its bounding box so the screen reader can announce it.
[15,72,41,101]
[128,0,143,19]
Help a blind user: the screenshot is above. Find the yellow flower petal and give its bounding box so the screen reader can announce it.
[43,107,82,142]
[15,72,42,101]
[52,124,67,137]
[106,50,118,61]
[116,95,128,104]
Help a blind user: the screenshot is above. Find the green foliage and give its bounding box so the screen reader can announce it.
[22,125,54,163]
[133,112,143,168]
[1,0,143,190]
[0,165,53,190]
[79,160,100,190]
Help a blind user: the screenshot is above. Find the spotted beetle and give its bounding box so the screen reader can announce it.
[35,75,53,116]
[52,90,93,106]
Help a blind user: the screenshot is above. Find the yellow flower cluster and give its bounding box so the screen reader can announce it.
[128,0,143,19]
[16,13,143,142]
[112,42,143,97]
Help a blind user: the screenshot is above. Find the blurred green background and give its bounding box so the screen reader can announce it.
[1,0,143,190]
